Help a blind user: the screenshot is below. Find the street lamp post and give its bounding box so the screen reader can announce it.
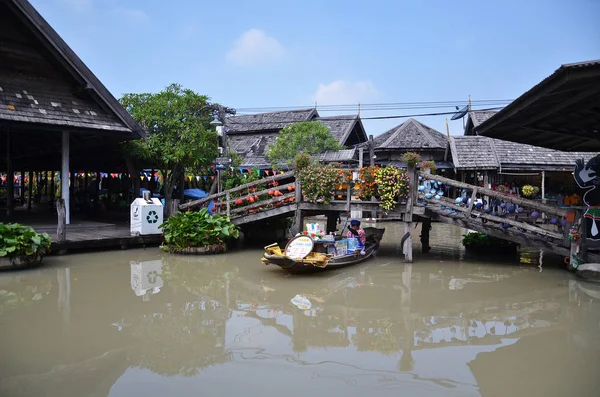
[211,112,231,194]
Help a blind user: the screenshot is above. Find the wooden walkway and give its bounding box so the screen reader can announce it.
[49,226,161,253]
[181,167,599,265]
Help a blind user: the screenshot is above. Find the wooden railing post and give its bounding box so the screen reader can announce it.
[225,191,230,217]
[294,177,303,235]
[466,188,478,216]
[403,165,416,262]
[346,181,352,216]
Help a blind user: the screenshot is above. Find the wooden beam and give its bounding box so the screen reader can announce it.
[419,194,564,240]
[230,192,296,215]
[419,171,567,217]
[232,204,297,225]
[180,171,294,210]
[225,191,230,217]
[466,187,478,216]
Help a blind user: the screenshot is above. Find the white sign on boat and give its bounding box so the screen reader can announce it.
[284,236,314,259]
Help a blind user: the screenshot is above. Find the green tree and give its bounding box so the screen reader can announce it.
[265,121,342,166]
[120,84,220,216]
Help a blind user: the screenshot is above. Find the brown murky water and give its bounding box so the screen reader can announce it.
[1,223,599,397]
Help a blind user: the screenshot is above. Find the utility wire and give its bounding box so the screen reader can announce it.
[225,106,504,125]
[234,99,513,113]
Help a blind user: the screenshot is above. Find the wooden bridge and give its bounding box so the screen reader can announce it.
[180,167,599,265]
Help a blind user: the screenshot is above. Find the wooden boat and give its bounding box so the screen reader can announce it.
[261,227,385,274]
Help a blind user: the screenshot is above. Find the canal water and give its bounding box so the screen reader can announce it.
[1,223,599,396]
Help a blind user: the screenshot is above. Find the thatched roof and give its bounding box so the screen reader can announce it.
[450,136,596,171]
[373,118,448,150]
[225,109,317,133]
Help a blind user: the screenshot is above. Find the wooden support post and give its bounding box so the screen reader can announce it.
[179,170,185,202]
[541,171,546,203]
[62,131,70,224]
[57,198,67,244]
[346,182,352,216]
[294,179,303,235]
[50,170,55,207]
[20,171,25,206]
[421,218,431,253]
[403,165,417,262]
[28,171,33,210]
[6,131,13,218]
[358,147,364,168]
[326,212,338,234]
[466,187,478,216]
[226,191,231,217]
[369,135,375,166]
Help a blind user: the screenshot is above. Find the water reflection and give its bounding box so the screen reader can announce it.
[0,245,599,396]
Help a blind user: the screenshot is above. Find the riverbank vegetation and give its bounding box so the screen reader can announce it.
[160,208,239,254]
[0,223,51,267]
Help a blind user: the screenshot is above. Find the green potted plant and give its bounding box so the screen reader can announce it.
[374,166,410,210]
[521,185,540,198]
[401,152,421,168]
[0,223,51,269]
[418,160,437,174]
[159,208,240,254]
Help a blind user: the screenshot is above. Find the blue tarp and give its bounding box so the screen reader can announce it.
[183,188,208,200]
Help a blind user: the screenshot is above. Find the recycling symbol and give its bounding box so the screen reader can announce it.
[147,271,158,284]
[146,210,159,224]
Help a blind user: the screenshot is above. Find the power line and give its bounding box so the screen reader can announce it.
[225,106,504,125]
[233,99,513,113]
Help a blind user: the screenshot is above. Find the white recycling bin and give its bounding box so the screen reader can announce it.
[130,260,163,299]
[130,191,163,235]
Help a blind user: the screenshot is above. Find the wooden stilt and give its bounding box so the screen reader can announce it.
[403,164,417,262]
[28,171,33,210]
[20,171,25,206]
[421,218,431,253]
[6,132,13,218]
[62,131,70,224]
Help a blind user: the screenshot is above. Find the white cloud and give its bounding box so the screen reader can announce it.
[59,0,92,13]
[226,29,285,67]
[313,80,380,105]
[115,8,150,24]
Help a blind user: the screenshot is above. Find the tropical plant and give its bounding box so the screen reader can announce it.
[462,232,518,250]
[401,152,421,167]
[120,84,231,216]
[299,164,352,205]
[0,223,51,258]
[266,121,342,166]
[418,160,437,173]
[160,208,239,250]
[521,185,540,198]
[293,152,312,172]
[355,166,378,200]
[374,166,410,210]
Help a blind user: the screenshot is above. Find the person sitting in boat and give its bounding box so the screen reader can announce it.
[347,220,366,248]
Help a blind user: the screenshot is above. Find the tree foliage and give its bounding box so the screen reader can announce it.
[266,121,342,166]
[120,84,219,215]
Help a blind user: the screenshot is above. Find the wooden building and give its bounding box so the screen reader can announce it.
[449,135,595,201]
[1,0,144,224]
[370,118,453,170]
[463,110,497,136]
[225,109,368,169]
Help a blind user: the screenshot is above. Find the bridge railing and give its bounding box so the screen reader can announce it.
[417,171,570,242]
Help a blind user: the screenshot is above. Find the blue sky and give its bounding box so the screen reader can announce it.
[31,0,600,136]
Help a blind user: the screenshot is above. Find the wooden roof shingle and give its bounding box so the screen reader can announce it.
[225,109,318,133]
[374,118,448,150]
[315,115,364,144]
[0,0,144,138]
[450,136,597,170]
